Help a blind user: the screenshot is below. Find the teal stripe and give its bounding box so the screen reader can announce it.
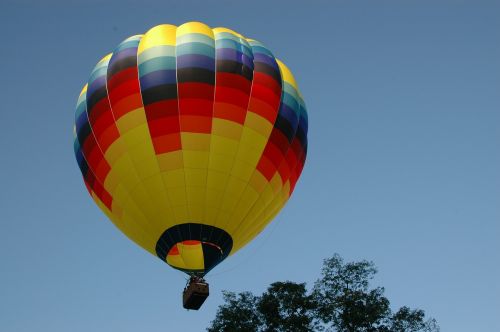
[138,45,175,64]
[176,33,214,47]
[215,39,253,58]
[138,56,176,76]
[176,42,215,58]
[214,32,241,43]
[88,65,107,83]
[248,40,274,58]
[114,40,140,53]
[281,90,300,113]
[75,99,87,117]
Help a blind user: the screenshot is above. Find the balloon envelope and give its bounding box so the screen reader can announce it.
[73,22,308,276]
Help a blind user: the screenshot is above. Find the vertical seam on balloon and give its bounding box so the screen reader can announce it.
[75,87,122,216]
[232,64,301,246]
[207,33,255,245]
[174,26,193,269]
[203,27,218,247]
[217,41,284,251]
[131,32,184,263]
[101,42,163,250]
[81,66,152,247]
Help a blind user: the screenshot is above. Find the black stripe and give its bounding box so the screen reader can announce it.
[295,126,307,149]
[254,62,281,85]
[77,122,92,145]
[86,86,107,113]
[141,84,178,105]
[177,67,215,84]
[274,114,296,143]
[77,157,89,177]
[216,60,253,81]
[108,56,137,78]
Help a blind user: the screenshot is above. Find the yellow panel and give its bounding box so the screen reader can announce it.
[141,174,175,227]
[178,242,205,270]
[128,152,160,180]
[188,186,206,204]
[91,191,115,222]
[173,205,189,223]
[225,177,247,196]
[167,253,187,269]
[107,155,141,192]
[138,24,177,54]
[120,209,156,255]
[167,187,188,206]
[162,169,187,188]
[79,84,87,98]
[239,126,269,150]
[213,27,244,38]
[205,206,219,223]
[127,184,161,224]
[205,188,225,208]
[228,187,260,226]
[234,147,261,169]
[97,53,113,65]
[249,171,269,193]
[183,150,209,168]
[207,170,229,190]
[185,168,207,187]
[209,153,234,173]
[269,173,284,194]
[215,210,232,230]
[177,21,214,38]
[181,133,211,151]
[212,118,243,140]
[121,124,152,148]
[157,151,184,171]
[210,135,239,156]
[219,195,240,214]
[234,190,289,252]
[276,59,299,91]
[244,112,273,137]
[104,139,127,166]
[115,108,147,133]
[233,177,291,250]
[231,160,256,181]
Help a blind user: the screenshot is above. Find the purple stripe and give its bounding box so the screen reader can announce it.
[177,54,215,71]
[109,47,137,66]
[216,48,254,69]
[86,76,106,98]
[139,70,177,90]
[253,53,278,69]
[279,103,299,128]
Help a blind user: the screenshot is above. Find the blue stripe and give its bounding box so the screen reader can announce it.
[177,54,215,71]
[139,69,177,90]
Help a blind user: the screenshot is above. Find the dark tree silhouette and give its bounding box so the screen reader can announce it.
[207,254,439,332]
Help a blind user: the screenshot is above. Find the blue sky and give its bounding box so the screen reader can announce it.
[1,0,499,331]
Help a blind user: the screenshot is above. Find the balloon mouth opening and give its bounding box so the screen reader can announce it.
[155,223,233,275]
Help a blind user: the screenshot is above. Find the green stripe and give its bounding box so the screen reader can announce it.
[138,56,176,76]
[138,45,175,63]
[176,42,215,57]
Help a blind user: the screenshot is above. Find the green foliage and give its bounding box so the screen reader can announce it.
[259,282,317,332]
[207,291,261,332]
[207,254,439,332]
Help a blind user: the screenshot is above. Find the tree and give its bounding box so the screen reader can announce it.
[207,254,439,332]
[207,282,316,332]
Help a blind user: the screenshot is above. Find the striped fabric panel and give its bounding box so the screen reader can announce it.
[74,22,308,275]
[74,82,113,210]
[215,39,283,242]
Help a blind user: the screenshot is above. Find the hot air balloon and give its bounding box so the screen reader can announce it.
[73,22,308,309]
